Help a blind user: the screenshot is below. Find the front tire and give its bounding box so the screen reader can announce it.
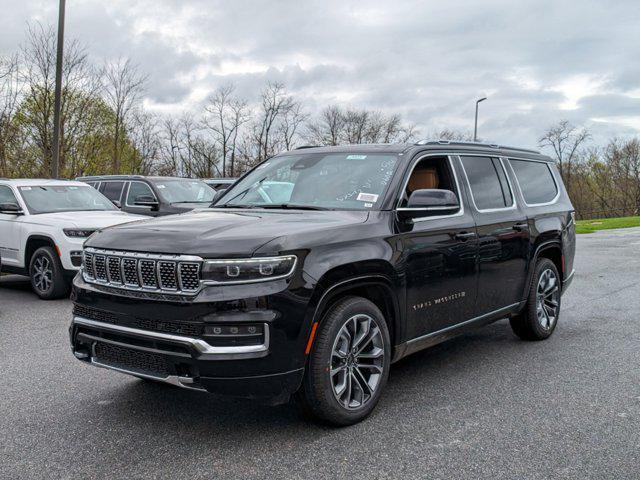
[298,296,391,426]
[510,258,561,341]
[29,246,70,300]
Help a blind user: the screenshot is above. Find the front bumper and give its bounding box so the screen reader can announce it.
[70,314,304,403]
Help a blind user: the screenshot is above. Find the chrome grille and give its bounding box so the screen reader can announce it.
[82,248,202,295]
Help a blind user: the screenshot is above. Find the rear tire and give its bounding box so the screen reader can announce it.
[510,258,561,341]
[29,246,70,300]
[297,296,391,426]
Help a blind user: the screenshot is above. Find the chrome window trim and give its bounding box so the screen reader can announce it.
[125,180,157,208]
[394,153,465,223]
[73,316,270,357]
[459,154,517,213]
[506,157,561,207]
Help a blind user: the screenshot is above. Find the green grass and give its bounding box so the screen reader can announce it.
[576,215,640,234]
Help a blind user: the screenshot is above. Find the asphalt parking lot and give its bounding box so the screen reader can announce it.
[1,228,639,480]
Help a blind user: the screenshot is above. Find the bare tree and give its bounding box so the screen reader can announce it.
[306,105,344,146]
[0,54,21,176]
[102,57,147,174]
[278,101,307,151]
[254,82,295,161]
[430,128,473,142]
[19,23,100,177]
[539,120,590,190]
[203,84,249,177]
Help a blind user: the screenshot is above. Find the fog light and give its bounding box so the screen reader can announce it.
[203,323,266,347]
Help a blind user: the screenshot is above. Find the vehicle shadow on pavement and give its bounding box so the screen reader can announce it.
[0,275,32,292]
[96,319,522,438]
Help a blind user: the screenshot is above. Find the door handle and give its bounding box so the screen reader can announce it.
[454,231,476,241]
[512,222,529,231]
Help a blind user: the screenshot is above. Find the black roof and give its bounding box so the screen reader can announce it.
[285,141,553,163]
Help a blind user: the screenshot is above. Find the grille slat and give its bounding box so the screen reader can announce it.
[83,252,95,279]
[179,263,200,291]
[107,257,122,284]
[94,255,107,281]
[139,260,158,288]
[81,249,201,295]
[158,261,177,290]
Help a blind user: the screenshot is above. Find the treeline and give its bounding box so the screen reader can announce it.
[1,24,639,219]
[0,23,416,180]
[539,121,640,219]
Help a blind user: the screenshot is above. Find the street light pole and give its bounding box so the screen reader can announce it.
[473,96,487,142]
[51,0,66,179]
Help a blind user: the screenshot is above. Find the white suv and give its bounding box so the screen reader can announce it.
[0,179,146,299]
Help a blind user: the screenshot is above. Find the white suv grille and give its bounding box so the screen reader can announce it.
[82,248,202,294]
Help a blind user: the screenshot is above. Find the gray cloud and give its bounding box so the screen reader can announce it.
[1,0,639,149]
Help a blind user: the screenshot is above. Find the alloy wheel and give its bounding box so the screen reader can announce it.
[536,268,560,330]
[33,255,53,293]
[330,314,385,410]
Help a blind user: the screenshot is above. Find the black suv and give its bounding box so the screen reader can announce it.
[77,175,215,216]
[70,142,576,425]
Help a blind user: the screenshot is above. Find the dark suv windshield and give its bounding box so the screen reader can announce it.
[218,153,399,210]
[154,179,215,204]
[18,185,117,214]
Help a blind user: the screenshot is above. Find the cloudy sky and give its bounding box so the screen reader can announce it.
[1,0,639,149]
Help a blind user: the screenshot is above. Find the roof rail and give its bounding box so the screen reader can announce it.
[76,174,146,180]
[294,145,317,150]
[414,139,540,155]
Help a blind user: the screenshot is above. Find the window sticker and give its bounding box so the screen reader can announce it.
[157,184,166,189]
[347,155,367,160]
[20,186,32,191]
[357,192,379,203]
[364,202,373,208]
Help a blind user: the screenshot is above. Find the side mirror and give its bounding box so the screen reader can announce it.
[397,189,459,219]
[0,202,23,215]
[112,200,122,209]
[134,195,159,210]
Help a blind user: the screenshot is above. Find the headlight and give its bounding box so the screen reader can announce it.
[201,255,297,284]
[63,228,96,238]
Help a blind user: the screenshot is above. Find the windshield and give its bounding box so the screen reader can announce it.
[18,185,117,214]
[154,179,215,204]
[218,153,399,210]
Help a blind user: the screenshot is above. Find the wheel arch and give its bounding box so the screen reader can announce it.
[303,266,403,363]
[525,240,564,298]
[24,235,57,268]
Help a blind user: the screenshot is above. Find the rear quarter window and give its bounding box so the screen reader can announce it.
[509,159,558,205]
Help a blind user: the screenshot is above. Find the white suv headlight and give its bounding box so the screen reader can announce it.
[63,228,96,238]
[201,255,297,284]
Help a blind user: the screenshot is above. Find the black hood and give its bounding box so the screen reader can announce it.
[85,208,370,257]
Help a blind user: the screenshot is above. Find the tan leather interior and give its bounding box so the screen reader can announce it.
[407,167,439,194]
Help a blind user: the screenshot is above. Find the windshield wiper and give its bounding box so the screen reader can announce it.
[257,204,329,211]
[171,201,213,204]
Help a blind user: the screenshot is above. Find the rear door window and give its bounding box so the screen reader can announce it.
[100,181,125,202]
[509,159,558,205]
[460,156,513,211]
